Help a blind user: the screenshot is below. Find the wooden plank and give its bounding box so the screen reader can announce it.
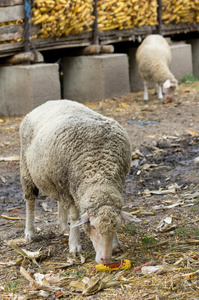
[0,39,92,58]
[0,24,39,42]
[0,23,199,58]
[99,23,199,43]
[162,23,199,35]
[32,36,92,49]
[0,0,24,7]
[0,33,93,57]
[0,5,24,23]
[0,40,23,56]
[0,24,24,42]
[99,26,156,43]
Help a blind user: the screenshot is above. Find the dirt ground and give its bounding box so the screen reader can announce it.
[0,81,199,300]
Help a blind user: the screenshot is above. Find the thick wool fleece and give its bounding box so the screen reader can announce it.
[136,34,177,86]
[20,100,132,232]
[91,206,121,235]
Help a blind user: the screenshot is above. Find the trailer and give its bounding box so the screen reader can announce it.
[0,0,199,59]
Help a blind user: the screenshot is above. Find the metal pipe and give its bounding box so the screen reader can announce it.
[24,0,31,53]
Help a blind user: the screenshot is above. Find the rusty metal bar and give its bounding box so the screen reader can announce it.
[92,0,99,45]
[157,0,162,35]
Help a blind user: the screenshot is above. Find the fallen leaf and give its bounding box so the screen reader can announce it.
[1,215,25,220]
[9,208,22,214]
[0,156,20,161]
[7,243,50,265]
[194,156,199,164]
[0,257,23,266]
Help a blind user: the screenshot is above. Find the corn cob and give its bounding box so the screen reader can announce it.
[94,259,131,271]
[1,0,199,43]
[162,0,199,25]
[32,0,94,38]
[97,0,157,31]
[31,0,199,38]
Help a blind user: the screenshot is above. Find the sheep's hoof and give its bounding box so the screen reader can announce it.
[60,225,70,235]
[69,244,82,256]
[112,241,122,253]
[25,229,35,242]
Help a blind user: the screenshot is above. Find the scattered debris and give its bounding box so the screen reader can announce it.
[132,149,144,159]
[134,261,156,272]
[1,84,199,299]
[41,202,52,212]
[0,257,23,267]
[141,265,165,275]
[145,183,181,196]
[6,243,51,265]
[157,216,177,233]
[194,156,199,164]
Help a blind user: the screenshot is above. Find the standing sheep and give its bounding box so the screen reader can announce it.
[136,34,178,101]
[20,100,139,264]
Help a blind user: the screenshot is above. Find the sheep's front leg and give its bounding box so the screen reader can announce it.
[157,85,163,99]
[143,80,148,101]
[25,199,36,241]
[58,200,69,233]
[112,232,122,252]
[69,204,82,255]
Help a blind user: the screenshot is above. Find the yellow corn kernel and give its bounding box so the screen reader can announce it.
[94,259,131,271]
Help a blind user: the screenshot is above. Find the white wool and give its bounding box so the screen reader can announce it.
[136,34,178,100]
[20,100,132,263]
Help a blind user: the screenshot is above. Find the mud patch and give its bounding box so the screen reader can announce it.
[125,134,199,198]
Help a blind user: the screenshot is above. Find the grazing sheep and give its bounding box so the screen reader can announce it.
[136,34,178,101]
[20,100,140,264]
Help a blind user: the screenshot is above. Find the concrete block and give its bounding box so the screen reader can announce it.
[129,43,193,92]
[170,43,192,80]
[129,47,145,92]
[62,54,130,102]
[187,39,199,79]
[0,63,61,116]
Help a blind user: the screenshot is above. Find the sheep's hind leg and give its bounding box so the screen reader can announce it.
[143,80,148,101]
[69,204,82,256]
[155,83,159,94]
[25,198,36,241]
[58,200,69,233]
[20,162,39,242]
[21,168,38,242]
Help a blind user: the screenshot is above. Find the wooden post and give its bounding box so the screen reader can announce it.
[92,0,99,45]
[157,0,162,35]
[24,0,31,52]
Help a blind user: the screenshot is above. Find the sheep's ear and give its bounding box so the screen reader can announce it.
[163,79,171,88]
[121,211,141,222]
[72,212,89,228]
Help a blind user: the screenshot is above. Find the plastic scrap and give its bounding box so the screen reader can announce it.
[128,121,156,126]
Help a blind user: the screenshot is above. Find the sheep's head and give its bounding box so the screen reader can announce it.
[163,79,178,101]
[72,206,140,264]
